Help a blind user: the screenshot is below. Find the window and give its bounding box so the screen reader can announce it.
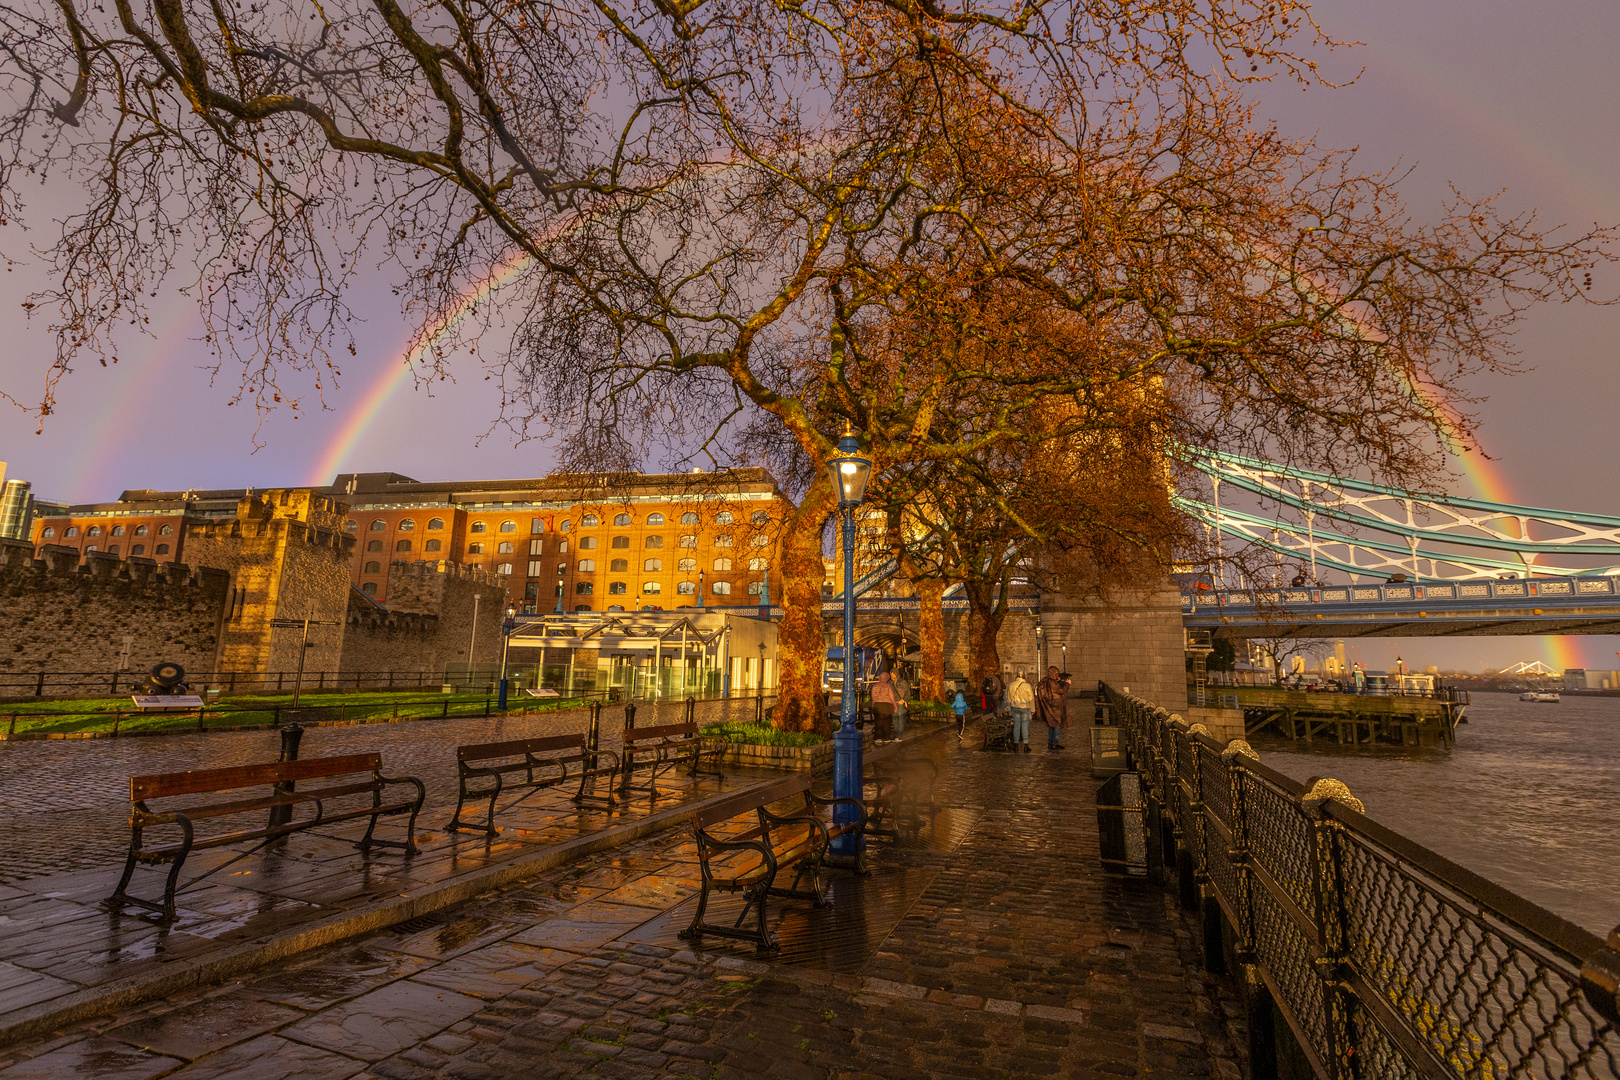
[581,514,598,527]
[108,544,120,555]
[576,582,594,594]
[555,562,568,574]
[471,521,487,533]
[749,581,766,595]
[425,538,441,552]
[367,540,383,552]
[646,513,665,526]
[644,535,664,548]
[499,521,517,533]
[531,518,544,534]
[528,560,544,577]
[611,536,629,549]
[749,534,769,547]
[362,582,377,595]
[156,544,169,555]
[558,540,569,553]
[610,558,629,572]
[712,581,732,595]
[398,519,414,531]
[751,510,769,524]
[497,563,514,575]
[134,525,148,536]
[159,524,173,535]
[396,540,412,552]
[643,582,661,594]
[613,513,631,526]
[370,520,386,531]
[346,520,358,531]
[365,560,381,573]
[85,544,97,552]
[88,526,102,537]
[577,559,596,572]
[561,519,573,531]
[644,558,662,571]
[529,539,544,556]
[749,558,768,571]
[468,542,485,554]
[525,582,539,600]
[41,527,53,538]
[716,511,734,525]
[579,536,597,549]
[111,525,125,536]
[713,557,732,571]
[497,541,514,554]
[609,581,627,595]
[678,535,696,548]
[714,534,734,547]
[428,518,444,530]
[131,544,145,556]
[677,557,696,572]
[575,604,593,611]
[681,512,699,524]
[677,581,696,595]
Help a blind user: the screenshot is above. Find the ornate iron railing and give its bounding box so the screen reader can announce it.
[1102,683,1620,1080]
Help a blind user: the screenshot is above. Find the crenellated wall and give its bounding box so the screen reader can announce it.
[0,537,230,685]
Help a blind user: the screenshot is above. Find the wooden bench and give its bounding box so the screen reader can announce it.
[107,753,424,922]
[620,721,726,795]
[681,776,870,953]
[448,733,620,835]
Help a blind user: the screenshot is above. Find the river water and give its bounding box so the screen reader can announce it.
[1252,692,1620,936]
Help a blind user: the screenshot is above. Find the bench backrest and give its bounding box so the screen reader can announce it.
[131,753,382,802]
[625,721,698,743]
[457,733,586,764]
[691,775,809,830]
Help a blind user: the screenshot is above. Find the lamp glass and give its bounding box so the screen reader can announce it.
[826,451,871,506]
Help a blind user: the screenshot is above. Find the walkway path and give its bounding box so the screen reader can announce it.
[0,726,1246,1079]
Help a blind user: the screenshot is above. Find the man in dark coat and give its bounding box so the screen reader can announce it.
[1036,666,1071,750]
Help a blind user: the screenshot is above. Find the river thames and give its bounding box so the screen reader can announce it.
[1254,691,1620,935]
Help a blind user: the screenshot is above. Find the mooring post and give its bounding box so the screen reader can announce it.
[268,723,304,831]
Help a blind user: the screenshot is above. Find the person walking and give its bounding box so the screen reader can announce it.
[869,671,898,742]
[1036,666,1071,750]
[892,671,910,738]
[979,671,1004,713]
[952,687,969,737]
[1007,671,1035,753]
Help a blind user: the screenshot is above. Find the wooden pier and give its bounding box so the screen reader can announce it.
[1212,687,1467,748]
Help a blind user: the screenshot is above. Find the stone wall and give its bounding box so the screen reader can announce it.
[1034,580,1188,706]
[0,538,229,689]
[366,559,507,670]
[338,588,443,681]
[185,490,357,676]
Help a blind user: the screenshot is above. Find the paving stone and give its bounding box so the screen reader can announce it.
[164,1034,367,1079]
[106,995,305,1060]
[0,1038,183,1080]
[285,980,485,1060]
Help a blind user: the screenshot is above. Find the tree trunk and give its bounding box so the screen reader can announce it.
[773,489,835,734]
[914,577,947,703]
[965,584,1007,688]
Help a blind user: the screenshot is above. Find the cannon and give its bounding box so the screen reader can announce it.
[136,661,190,696]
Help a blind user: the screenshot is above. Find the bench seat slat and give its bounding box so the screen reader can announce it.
[140,799,420,856]
[140,791,312,823]
[132,754,380,800]
[624,721,699,742]
[458,734,585,763]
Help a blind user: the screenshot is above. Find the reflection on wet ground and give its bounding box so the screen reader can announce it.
[0,722,1247,1079]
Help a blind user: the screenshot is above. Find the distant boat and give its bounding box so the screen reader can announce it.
[1520,691,1561,703]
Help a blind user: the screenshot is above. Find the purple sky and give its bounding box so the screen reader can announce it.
[2,0,1618,672]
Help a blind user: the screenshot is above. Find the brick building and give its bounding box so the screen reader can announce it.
[30,469,791,615]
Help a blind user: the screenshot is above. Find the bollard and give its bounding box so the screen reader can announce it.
[498,678,509,711]
[268,723,304,831]
[620,703,637,791]
[587,700,603,773]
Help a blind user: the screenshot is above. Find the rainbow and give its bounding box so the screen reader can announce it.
[305,250,537,486]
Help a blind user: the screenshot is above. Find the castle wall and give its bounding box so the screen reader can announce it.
[381,559,507,669]
[0,538,229,692]
[337,589,442,682]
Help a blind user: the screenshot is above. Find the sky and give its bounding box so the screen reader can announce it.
[1,0,1618,672]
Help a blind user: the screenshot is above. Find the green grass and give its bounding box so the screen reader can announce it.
[0,691,588,736]
[699,721,825,748]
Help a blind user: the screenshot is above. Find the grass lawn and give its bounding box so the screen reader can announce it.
[0,691,588,736]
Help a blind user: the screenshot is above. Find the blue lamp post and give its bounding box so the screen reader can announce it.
[827,427,872,856]
[498,604,516,710]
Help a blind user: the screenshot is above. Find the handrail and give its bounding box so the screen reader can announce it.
[1102,681,1620,1080]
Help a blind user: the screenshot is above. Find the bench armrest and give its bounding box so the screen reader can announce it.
[377,774,426,807]
[805,792,869,829]
[763,806,830,849]
[693,833,778,876]
[591,748,622,770]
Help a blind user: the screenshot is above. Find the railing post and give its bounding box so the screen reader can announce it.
[620,703,637,791]
[1302,779,1365,1080]
[110,672,118,694]
[35,672,43,698]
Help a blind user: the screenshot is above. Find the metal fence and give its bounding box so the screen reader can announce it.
[1101,682,1620,1080]
[0,669,447,698]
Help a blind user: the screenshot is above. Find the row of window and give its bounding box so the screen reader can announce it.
[41,523,173,539]
[539,557,766,573]
[73,543,169,556]
[562,580,761,596]
[345,509,773,535]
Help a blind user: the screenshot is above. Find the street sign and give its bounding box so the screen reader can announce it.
[131,695,204,710]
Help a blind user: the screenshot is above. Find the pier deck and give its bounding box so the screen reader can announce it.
[1218,686,1466,747]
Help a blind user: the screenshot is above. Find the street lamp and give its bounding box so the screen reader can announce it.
[697,569,705,608]
[554,565,565,614]
[498,604,517,710]
[827,426,872,857]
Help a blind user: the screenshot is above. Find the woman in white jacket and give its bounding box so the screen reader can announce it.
[1006,673,1035,753]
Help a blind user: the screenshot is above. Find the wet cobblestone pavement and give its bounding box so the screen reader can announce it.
[0,699,757,885]
[0,726,1246,1079]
